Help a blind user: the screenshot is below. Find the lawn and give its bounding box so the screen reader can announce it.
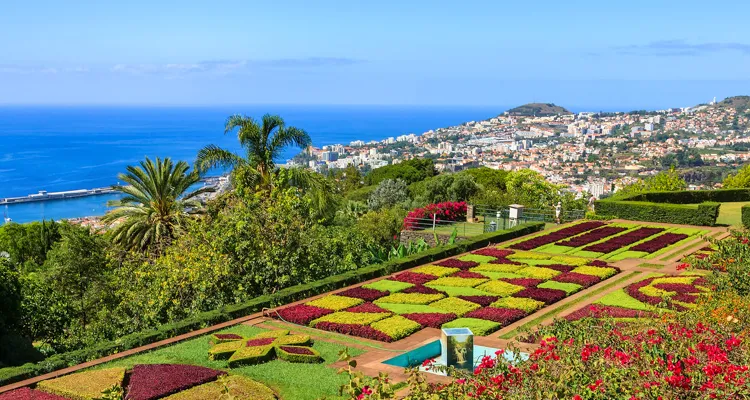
[716,201,750,226]
[92,324,363,400]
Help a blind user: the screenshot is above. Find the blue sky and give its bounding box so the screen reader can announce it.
[2,0,749,109]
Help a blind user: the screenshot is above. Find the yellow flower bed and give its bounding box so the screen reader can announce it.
[411,265,460,277]
[371,316,422,340]
[425,277,488,288]
[374,293,445,305]
[516,266,561,280]
[306,295,364,311]
[37,368,126,400]
[311,311,391,326]
[491,297,545,313]
[430,297,481,316]
[476,281,525,297]
[571,266,618,279]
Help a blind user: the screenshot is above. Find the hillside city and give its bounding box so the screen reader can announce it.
[294,96,750,199]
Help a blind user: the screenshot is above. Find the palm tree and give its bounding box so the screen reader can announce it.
[195,114,312,187]
[103,157,214,251]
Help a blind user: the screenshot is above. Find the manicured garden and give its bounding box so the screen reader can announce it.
[504,221,708,261]
[275,248,621,341]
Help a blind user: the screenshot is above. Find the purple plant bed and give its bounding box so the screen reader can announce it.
[450,270,489,279]
[565,305,657,321]
[213,333,242,340]
[624,277,693,311]
[280,346,315,355]
[434,259,480,269]
[582,227,664,253]
[555,226,628,248]
[489,258,523,265]
[514,288,567,305]
[458,295,500,307]
[401,285,446,295]
[587,260,610,267]
[347,302,391,313]
[630,233,689,253]
[464,307,527,325]
[652,283,701,294]
[552,272,601,287]
[510,221,605,250]
[313,322,394,342]
[246,338,276,347]
[337,286,390,302]
[390,271,439,285]
[0,388,69,400]
[275,304,333,325]
[501,278,544,288]
[542,264,576,273]
[472,248,514,258]
[402,312,458,328]
[126,364,226,400]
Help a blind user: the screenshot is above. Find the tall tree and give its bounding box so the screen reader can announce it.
[195,114,312,187]
[103,157,213,251]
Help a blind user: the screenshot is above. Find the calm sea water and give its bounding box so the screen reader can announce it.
[0,105,503,223]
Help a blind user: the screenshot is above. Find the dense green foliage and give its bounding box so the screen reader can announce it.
[367,179,409,210]
[615,168,687,197]
[623,188,750,204]
[743,204,750,229]
[723,163,750,188]
[364,159,437,186]
[596,199,719,226]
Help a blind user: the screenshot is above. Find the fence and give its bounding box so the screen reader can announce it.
[402,215,486,237]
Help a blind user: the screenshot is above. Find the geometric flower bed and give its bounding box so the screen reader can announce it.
[207,329,322,367]
[506,221,707,261]
[0,364,276,400]
[274,249,620,342]
[566,274,711,321]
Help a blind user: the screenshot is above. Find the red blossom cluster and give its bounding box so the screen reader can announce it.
[337,287,390,301]
[471,248,514,258]
[275,304,333,325]
[450,270,488,279]
[630,232,689,253]
[126,364,225,400]
[553,272,602,287]
[556,226,628,247]
[346,302,390,313]
[582,227,664,253]
[510,221,605,250]
[465,307,527,324]
[390,271,438,285]
[403,201,468,230]
[514,287,567,305]
[434,258,480,269]
[402,312,457,328]
[457,295,500,307]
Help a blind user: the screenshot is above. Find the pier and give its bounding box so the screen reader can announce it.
[0,187,117,205]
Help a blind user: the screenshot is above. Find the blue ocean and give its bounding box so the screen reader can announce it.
[0,105,503,223]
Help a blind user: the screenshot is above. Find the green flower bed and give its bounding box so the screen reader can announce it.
[362,279,414,293]
[472,264,524,273]
[306,295,363,311]
[458,254,497,263]
[424,286,494,297]
[376,303,451,315]
[430,297,481,316]
[374,293,445,305]
[537,281,582,295]
[507,251,551,260]
[425,277,488,288]
[491,297,545,313]
[472,271,525,280]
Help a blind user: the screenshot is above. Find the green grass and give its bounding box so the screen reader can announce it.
[362,279,414,293]
[535,244,575,254]
[608,250,649,261]
[425,285,494,297]
[92,325,364,400]
[432,222,487,237]
[716,201,750,226]
[537,281,582,295]
[659,239,705,262]
[594,289,654,311]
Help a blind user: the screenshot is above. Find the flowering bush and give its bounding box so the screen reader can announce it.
[582,227,664,253]
[553,272,602,287]
[514,287,566,305]
[510,221,605,250]
[556,226,628,247]
[402,312,458,328]
[434,259,480,269]
[403,201,468,230]
[630,232,689,253]
[465,307,527,325]
[458,295,500,307]
[347,302,390,313]
[126,364,226,400]
[275,304,333,325]
[389,271,438,285]
[375,293,445,305]
[337,286,390,302]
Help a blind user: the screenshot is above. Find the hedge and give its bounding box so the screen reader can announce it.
[595,199,719,226]
[743,204,750,229]
[623,188,750,204]
[0,222,544,386]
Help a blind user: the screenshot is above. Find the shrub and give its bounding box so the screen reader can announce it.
[306,295,363,311]
[743,204,750,229]
[442,318,501,336]
[465,307,527,325]
[514,288,566,305]
[491,297,544,313]
[402,313,458,328]
[552,272,601,287]
[227,346,275,368]
[516,266,561,280]
[582,227,664,253]
[537,281,582,295]
[403,201,468,230]
[275,345,322,363]
[430,297,481,316]
[510,222,605,250]
[434,259,479,269]
[457,295,500,307]
[243,338,274,347]
[275,304,332,325]
[37,368,126,400]
[410,265,460,277]
[459,254,497,263]
[389,272,438,285]
[163,375,276,400]
[0,388,69,400]
[570,266,618,279]
[425,277,488,288]
[501,278,544,288]
[476,281,525,297]
[346,303,390,313]
[312,322,393,342]
[336,287,390,302]
[208,341,243,360]
[126,364,226,399]
[371,316,422,341]
[595,198,720,226]
[209,333,244,345]
[374,293,445,305]
[362,279,414,293]
[311,311,391,326]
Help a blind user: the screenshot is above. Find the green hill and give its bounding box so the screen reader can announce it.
[712,96,750,112]
[506,103,571,117]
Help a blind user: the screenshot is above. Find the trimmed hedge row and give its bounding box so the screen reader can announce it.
[623,188,750,204]
[0,222,544,387]
[595,199,719,226]
[742,204,750,229]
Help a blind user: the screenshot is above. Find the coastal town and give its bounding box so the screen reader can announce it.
[294,96,750,199]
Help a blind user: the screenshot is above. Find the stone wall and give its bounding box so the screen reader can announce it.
[399,230,468,246]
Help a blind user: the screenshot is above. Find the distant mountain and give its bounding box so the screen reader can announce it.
[711,96,750,112]
[506,103,571,117]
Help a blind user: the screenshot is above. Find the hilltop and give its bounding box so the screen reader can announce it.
[711,95,750,112]
[506,103,572,117]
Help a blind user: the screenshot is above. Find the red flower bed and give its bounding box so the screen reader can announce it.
[346,302,390,313]
[542,264,576,273]
[401,285,445,295]
[489,258,522,265]
[510,221,606,250]
[402,312,457,328]
[127,364,225,400]
[246,338,275,347]
[337,286,390,301]
[582,227,664,253]
[629,232,689,253]
[458,295,500,307]
[465,307,527,324]
[587,260,610,267]
[434,259,479,269]
[672,293,699,304]
[652,283,701,294]
[275,304,333,325]
[472,248,513,258]
[501,278,544,288]
[313,322,393,342]
[213,333,242,340]
[624,277,692,311]
[552,272,601,287]
[565,304,657,321]
[279,346,315,355]
[514,288,567,305]
[0,388,69,400]
[390,271,438,285]
[403,201,467,230]
[450,270,488,279]
[555,226,628,247]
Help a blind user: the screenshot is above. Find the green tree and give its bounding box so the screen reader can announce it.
[618,167,687,196]
[356,207,407,248]
[462,167,509,191]
[196,114,312,188]
[368,179,409,210]
[0,220,60,272]
[365,159,437,186]
[723,164,750,188]
[504,170,563,209]
[103,157,214,251]
[0,259,21,335]
[416,173,481,204]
